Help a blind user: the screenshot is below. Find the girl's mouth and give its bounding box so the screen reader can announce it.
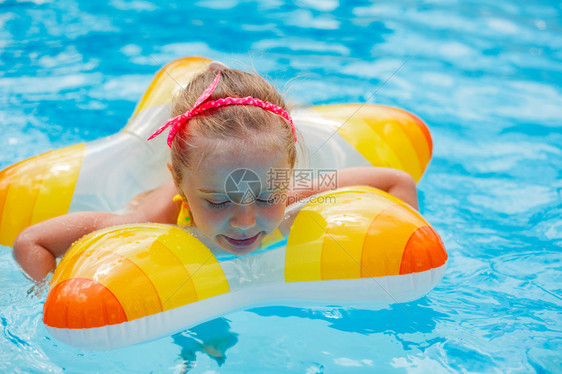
[223,233,260,248]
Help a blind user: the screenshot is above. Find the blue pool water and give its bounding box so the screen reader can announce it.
[1,0,561,372]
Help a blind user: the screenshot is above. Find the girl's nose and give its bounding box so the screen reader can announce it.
[230,204,257,230]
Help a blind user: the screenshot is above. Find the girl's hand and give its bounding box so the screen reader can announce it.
[286,166,419,210]
[13,211,129,282]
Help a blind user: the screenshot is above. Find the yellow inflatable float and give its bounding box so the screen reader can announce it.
[0,57,446,350]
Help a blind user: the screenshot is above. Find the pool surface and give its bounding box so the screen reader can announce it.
[1,0,561,372]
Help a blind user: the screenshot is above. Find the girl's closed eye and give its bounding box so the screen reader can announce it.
[256,197,276,205]
[256,192,281,205]
[206,196,277,209]
[206,200,230,209]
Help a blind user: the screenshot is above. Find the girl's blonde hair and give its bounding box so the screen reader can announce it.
[170,68,297,183]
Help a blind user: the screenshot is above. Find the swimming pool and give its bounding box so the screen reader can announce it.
[1,0,560,372]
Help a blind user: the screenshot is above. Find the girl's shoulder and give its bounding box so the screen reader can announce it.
[126,180,180,225]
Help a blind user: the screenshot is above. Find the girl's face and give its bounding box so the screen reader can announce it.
[177,140,290,255]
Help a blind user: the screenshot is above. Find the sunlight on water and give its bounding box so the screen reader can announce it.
[1,0,560,372]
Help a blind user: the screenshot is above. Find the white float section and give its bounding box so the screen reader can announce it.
[47,263,446,350]
[292,109,371,171]
[69,105,171,213]
[125,102,173,141]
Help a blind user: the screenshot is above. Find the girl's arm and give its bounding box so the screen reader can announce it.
[287,166,418,209]
[13,180,179,282]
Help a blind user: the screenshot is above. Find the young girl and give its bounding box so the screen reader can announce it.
[13,64,418,283]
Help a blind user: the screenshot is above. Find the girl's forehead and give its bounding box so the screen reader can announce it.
[188,139,290,189]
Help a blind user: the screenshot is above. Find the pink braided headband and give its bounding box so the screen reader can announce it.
[147,71,297,147]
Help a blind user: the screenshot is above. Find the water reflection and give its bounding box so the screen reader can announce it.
[172,318,239,371]
[249,299,446,337]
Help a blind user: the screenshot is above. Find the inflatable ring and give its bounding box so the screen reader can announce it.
[45,187,446,350]
[0,57,447,350]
